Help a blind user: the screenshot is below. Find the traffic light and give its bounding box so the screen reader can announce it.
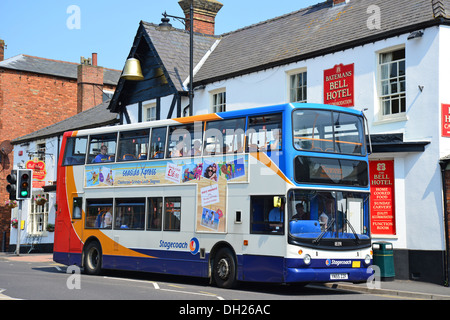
[17,169,32,200]
[6,170,17,200]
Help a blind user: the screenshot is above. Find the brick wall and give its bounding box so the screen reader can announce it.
[0,40,5,62]
[179,0,223,35]
[184,12,217,35]
[0,60,116,250]
[446,170,450,248]
[0,69,78,139]
[77,64,104,113]
[0,69,79,250]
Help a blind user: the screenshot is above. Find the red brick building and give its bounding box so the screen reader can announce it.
[0,40,120,250]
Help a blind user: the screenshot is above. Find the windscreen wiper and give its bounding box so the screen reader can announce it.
[344,218,360,244]
[313,218,335,245]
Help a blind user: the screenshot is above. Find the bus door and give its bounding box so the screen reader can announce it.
[244,195,286,282]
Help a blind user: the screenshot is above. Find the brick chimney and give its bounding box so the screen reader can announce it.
[77,53,104,113]
[178,0,223,35]
[0,39,5,62]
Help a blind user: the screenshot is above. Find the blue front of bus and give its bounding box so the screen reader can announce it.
[284,104,373,283]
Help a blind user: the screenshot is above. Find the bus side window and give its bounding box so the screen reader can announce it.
[246,114,282,152]
[88,133,117,164]
[250,195,284,235]
[147,197,163,230]
[115,198,145,230]
[72,197,83,219]
[167,123,203,158]
[117,129,150,161]
[86,199,113,229]
[204,118,245,155]
[63,137,88,166]
[150,127,167,160]
[164,197,181,231]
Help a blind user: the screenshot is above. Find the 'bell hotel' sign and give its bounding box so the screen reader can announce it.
[324,63,354,107]
[442,104,450,137]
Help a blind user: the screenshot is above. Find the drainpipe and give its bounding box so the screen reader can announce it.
[439,159,450,287]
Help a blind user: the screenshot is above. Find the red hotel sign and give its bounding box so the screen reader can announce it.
[324,63,354,107]
[442,104,450,137]
[370,160,396,235]
[26,160,47,188]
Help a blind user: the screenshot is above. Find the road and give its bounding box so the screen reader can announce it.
[0,253,404,306]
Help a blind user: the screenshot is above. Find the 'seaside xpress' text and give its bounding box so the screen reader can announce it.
[159,240,188,250]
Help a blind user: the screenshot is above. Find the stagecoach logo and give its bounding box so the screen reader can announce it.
[325,259,352,267]
[189,237,200,255]
[158,237,199,255]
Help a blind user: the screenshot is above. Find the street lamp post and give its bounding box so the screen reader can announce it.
[159,2,194,117]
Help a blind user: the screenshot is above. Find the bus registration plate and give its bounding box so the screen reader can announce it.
[330,273,348,280]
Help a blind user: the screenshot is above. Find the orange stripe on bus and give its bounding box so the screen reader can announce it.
[294,136,362,146]
[174,114,222,124]
[249,152,294,186]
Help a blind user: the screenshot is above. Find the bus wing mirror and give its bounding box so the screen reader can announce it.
[273,196,285,208]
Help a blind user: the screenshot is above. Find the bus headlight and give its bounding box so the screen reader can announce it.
[364,254,372,266]
[303,254,311,266]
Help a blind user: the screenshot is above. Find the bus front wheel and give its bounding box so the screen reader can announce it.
[213,248,237,289]
[84,241,102,275]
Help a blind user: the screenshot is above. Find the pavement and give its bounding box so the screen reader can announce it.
[1,253,450,300]
[321,280,450,300]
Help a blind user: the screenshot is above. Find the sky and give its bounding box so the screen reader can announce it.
[0,0,321,71]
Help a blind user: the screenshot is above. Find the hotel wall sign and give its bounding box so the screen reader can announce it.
[442,104,450,137]
[324,63,354,107]
[26,159,47,188]
[370,160,396,235]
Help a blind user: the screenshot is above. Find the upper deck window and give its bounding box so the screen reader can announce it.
[167,123,203,158]
[62,136,88,166]
[117,129,150,162]
[293,110,365,156]
[88,133,118,163]
[149,127,167,160]
[204,118,246,155]
[246,114,282,152]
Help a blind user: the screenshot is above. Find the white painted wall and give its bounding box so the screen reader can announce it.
[10,136,59,246]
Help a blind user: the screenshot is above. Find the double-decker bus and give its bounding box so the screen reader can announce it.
[54,103,372,288]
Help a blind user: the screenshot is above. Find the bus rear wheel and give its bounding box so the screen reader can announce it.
[213,248,237,289]
[84,241,102,275]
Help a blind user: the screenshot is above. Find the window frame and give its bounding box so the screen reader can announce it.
[29,193,49,234]
[167,123,203,159]
[250,195,285,235]
[287,68,307,103]
[85,198,114,230]
[210,88,226,113]
[246,113,283,153]
[117,129,150,162]
[114,198,146,231]
[204,118,246,156]
[377,47,406,120]
[87,133,118,164]
[147,197,163,231]
[144,103,157,122]
[164,197,181,231]
[62,136,88,166]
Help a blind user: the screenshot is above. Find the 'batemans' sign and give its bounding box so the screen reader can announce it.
[324,63,354,107]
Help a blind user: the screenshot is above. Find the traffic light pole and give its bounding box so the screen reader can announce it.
[6,169,31,255]
[15,200,22,256]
